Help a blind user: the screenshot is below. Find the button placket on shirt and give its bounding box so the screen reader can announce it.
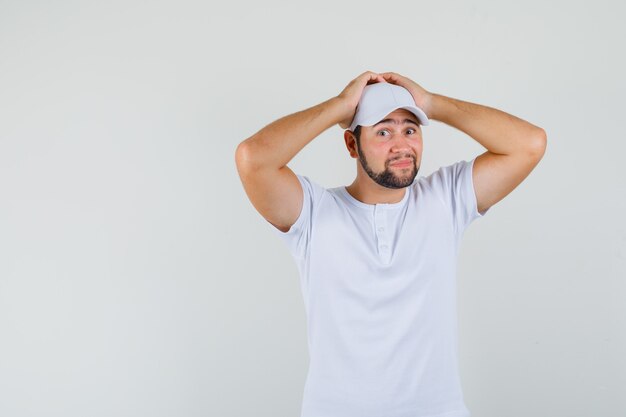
[374,206,390,260]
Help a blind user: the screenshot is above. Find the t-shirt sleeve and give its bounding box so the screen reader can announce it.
[265,174,326,260]
[426,156,489,236]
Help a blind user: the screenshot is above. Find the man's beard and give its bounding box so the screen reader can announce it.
[357,145,419,189]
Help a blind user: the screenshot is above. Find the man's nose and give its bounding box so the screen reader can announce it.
[390,135,413,152]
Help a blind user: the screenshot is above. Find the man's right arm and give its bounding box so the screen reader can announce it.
[234,96,348,232]
[235,71,385,233]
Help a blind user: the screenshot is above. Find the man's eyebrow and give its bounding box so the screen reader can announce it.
[373,118,420,127]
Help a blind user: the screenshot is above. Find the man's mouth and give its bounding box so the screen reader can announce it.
[390,158,413,167]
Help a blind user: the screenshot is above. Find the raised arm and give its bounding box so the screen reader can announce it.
[235,71,385,232]
[380,71,547,214]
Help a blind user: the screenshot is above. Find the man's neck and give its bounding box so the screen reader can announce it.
[345,180,407,205]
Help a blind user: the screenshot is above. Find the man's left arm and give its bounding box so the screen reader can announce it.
[428,93,547,214]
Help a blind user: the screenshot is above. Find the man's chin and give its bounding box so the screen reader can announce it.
[380,175,415,189]
[379,182,411,190]
[391,169,418,187]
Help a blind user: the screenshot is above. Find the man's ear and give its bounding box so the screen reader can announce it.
[344,130,359,159]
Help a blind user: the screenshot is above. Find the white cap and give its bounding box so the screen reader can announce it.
[349,82,429,131]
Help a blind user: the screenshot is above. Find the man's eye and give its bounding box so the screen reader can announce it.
[377,130,390,136]
[407,128,415,134]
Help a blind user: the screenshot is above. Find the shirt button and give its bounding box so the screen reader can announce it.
[380,244,388,251]
[377,227,385,232]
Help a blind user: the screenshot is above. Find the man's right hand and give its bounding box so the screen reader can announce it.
[236,72,386,233]
[336,71,386,130]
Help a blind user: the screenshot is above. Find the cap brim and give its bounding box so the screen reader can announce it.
[349,105,430,131]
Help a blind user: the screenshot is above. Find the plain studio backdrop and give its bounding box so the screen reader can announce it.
[0,0,624,416]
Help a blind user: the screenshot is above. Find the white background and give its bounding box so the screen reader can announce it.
[1,0,624,416]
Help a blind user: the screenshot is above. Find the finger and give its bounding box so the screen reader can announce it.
[383,73,404,86]
[368,71,387,84]
[363,72,383,85]
[381,72,397,82]
[368,71,381,82]
[361,70,377,80]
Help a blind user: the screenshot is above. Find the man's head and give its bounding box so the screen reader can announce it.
[343,81,429,189]
[345,108,423,189]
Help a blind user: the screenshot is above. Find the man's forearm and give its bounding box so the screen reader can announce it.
[237,96,347,171]
[429,93,546,155]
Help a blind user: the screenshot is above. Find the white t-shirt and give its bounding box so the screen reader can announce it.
[267,157,489,417]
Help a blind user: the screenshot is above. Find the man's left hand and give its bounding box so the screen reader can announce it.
[380,72,434,118]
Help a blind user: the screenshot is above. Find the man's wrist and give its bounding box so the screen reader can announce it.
[327,95,353,128]
[427,93,447,122]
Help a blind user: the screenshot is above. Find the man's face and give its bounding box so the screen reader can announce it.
[353,109,423,189]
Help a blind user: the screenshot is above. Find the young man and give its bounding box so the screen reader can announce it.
[235,71,546,417]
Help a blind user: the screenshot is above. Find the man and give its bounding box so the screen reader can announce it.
[235,71,546,417]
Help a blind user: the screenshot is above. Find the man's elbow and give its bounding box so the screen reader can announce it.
[528,128,547,158]
[235,141,255,171]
